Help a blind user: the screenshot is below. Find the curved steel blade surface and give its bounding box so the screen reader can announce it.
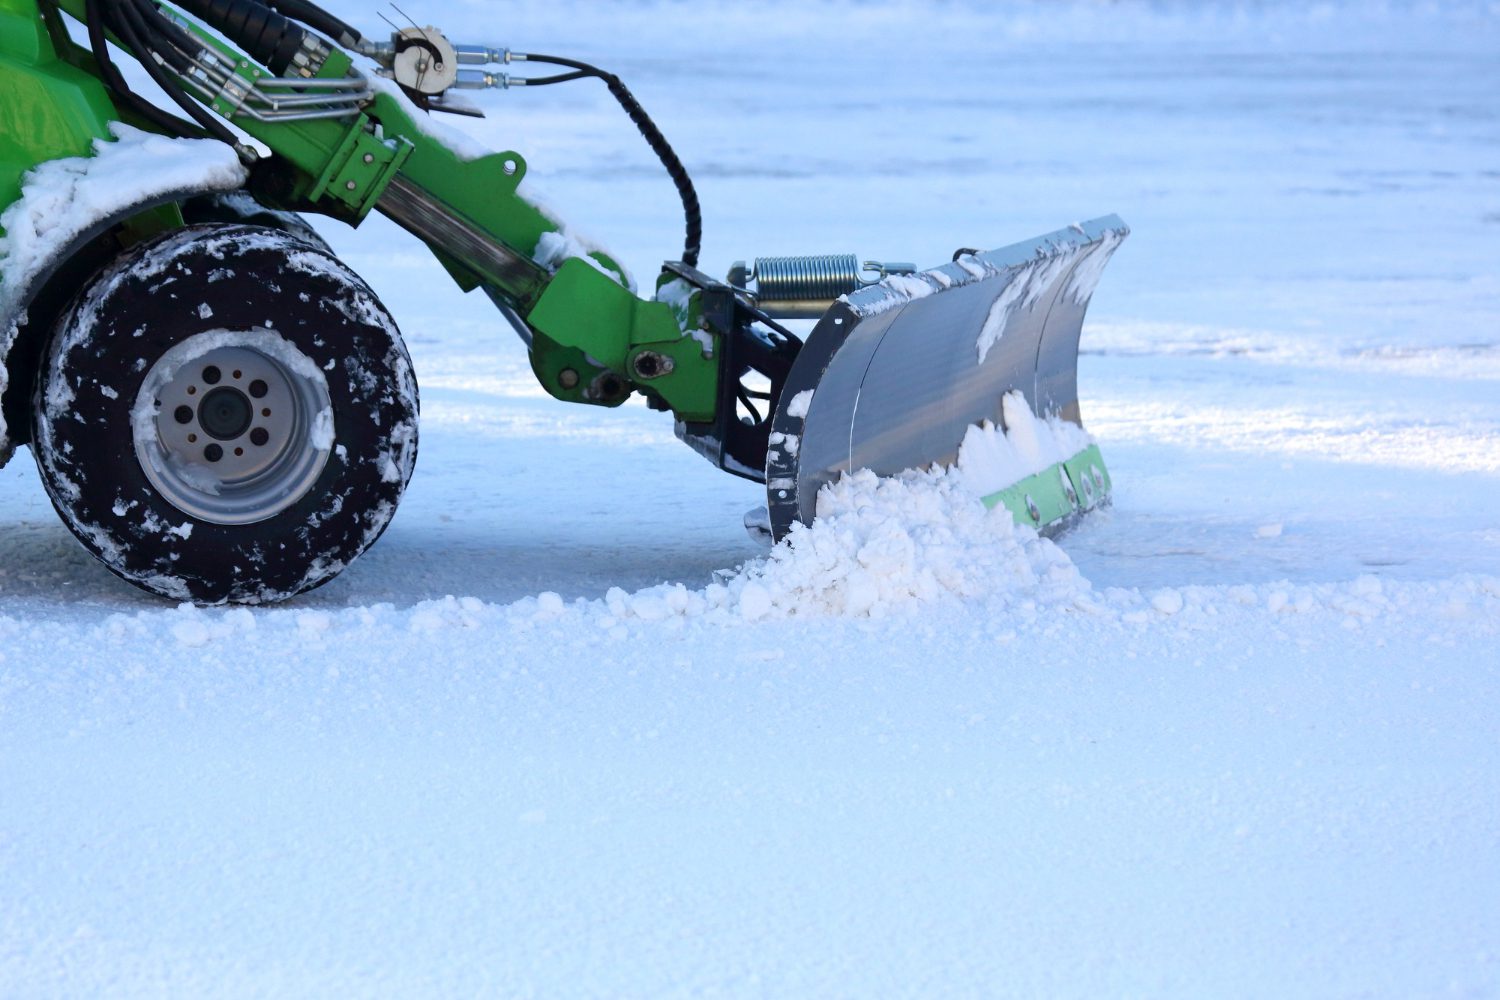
[765,215,1127,540]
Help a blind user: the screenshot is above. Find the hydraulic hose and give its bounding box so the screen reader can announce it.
[260,0,363,48]
[518,53,703,269]
[93,0,241,145]
[171,0,307,76]
[83,0,205,139]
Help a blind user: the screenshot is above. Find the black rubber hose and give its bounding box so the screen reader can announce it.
[113,0,241,145]
[124,0,191,72]
[520,53,703,269]
[172,0,306,76]
[260,0,362,47]
[83,0,205,138]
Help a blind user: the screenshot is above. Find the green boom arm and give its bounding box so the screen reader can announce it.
[49,0,719,422]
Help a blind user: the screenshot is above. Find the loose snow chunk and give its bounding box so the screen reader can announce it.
[1151,589,1185,615]
[171,617,213,648]
[297,610,333,633]
[311,408,335,451]
[738,582,773,621]
[768,431,800,457]
[532,230,633,290]
[165,602,259,646]
[785,390,814,419]
[955,391,1094,498]
[656,277,695,313]
[408,595,489,632]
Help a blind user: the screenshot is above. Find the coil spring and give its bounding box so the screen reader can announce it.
[752,254,863,303]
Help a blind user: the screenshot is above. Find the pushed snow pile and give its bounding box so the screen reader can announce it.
[607,466,1086,624]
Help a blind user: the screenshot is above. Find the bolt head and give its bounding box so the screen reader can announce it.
[558,368,580,390]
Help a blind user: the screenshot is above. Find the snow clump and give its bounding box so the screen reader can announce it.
[956,391,1094,497]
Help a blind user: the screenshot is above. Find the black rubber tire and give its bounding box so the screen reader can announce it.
[31,224,419,604]
[179,191,333,254]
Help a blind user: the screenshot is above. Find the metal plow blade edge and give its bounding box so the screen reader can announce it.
[764,215,1128,541]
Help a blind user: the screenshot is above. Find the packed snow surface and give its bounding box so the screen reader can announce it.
[4,2,1500,996]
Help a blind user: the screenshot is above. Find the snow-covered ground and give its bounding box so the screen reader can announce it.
[4,1,1499,995]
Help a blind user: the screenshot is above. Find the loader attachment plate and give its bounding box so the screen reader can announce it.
[764,215,1128,540]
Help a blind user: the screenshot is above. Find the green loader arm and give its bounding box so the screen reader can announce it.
[48,0,721,424]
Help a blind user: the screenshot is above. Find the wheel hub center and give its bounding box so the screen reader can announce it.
[136,337,332,526]
[199,386,253,440]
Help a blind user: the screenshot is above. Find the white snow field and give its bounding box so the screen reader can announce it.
[4,1,1500,995]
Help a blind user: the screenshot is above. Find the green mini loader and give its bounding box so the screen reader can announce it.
[0,0,1127,603]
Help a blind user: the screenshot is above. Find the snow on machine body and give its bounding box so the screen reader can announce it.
[0,0,1125,603]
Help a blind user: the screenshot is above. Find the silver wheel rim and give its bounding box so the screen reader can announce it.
[133,331,333,525]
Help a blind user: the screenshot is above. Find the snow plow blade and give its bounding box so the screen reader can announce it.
[765,215,1128,541]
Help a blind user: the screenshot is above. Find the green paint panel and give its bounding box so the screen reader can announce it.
[982,444,1113,532]
[1063,444,1112,512]
[626,337,717,422]
[0,4,119,234]
[527,258,718,413]
[527,339,618,407]
[527,259,640,371]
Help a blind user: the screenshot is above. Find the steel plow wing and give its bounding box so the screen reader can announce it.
[764,215,1128,540]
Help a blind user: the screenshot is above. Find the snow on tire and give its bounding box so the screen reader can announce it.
[31,223,419,604]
